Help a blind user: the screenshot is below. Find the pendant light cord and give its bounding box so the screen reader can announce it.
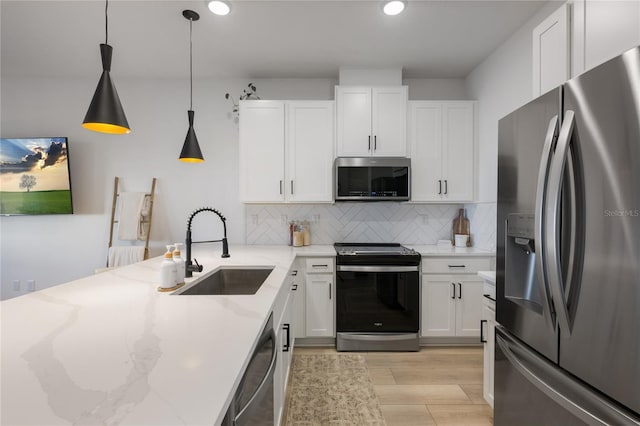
[105,0,109,45]
[189,17,193,110]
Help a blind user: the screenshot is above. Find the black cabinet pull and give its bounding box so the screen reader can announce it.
[368,135,371,151]
[480,319,487,343]
[444,180,448,195]
[283,323,291,352]
[291,180,294,194]
[438,180,442,195]
[448,265,466,268]
[329,283,332,300]
[374,135,377,150]
[451,282,456,299]
[312,264,328,268]
[458,282,462,299]
[291,270,298,276]
[291,284,298,291]
[279,180,283,195]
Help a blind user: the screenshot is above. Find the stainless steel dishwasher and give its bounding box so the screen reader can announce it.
[222,313,276,426]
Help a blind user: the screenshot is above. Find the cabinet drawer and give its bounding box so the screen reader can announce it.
[422,257,491,274]
[305,257,335,273]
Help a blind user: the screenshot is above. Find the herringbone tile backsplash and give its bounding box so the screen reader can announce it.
[245,202,497,251]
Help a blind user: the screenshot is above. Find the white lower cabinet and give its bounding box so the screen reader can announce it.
[274,278,296,425]
[482,298,495,408]
[305,273,334,337]
[421,256,491,338]
[421,276,484,337]
[291,260,305,339]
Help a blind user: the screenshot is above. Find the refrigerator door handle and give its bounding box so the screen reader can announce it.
[496,328,640,426]
[534,114,559,328]
[545,110,575,335]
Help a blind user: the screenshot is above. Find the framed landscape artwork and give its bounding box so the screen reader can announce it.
[0,137,73,215]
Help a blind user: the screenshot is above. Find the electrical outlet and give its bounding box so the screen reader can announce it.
[421,214,429,225]
[12,280,20,291]
[251,214,259,225]
[280,214,288,225]
[27,280,35,292]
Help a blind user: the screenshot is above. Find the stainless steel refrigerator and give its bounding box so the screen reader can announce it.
[495,45,640,425]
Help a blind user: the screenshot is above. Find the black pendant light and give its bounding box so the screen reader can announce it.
[179,10,204,163]
[82,0,130,134]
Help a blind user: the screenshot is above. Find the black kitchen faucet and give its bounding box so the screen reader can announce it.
[185,207,230,278]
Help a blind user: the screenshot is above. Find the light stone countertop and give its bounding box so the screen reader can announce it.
[407,244,495,257]
[0,244,334,426]
[0,243,492,425]
[478,270,496,284]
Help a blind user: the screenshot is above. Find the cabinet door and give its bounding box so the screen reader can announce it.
[455,277,484,337]
[336,87,372,157]
[442,102,474,201]
[482,302,496,408]
[532,3,569,96]
[582,0,640,72]
[287,101,334,202]
[292,264,306,339]
[274,291,293,426]
[421,276,457,337]
[409,101,443,202]
[239,101,285,202]
[372,86,407,156]
[305,274,334,337]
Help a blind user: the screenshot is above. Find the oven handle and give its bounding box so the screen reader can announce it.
[336,265,419,272]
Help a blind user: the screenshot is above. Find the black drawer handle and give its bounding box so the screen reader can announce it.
[291,270,298,276]
[291,284,298,291]
[283,324,291,352]
[448,265,466,268]
[451,282,456,299]
[458,282,462,299]
[480,319,487,343]
[312,264,329,268]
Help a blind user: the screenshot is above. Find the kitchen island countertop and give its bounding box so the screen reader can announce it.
[0,245,334,426]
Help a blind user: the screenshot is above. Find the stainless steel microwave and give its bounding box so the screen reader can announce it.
[334,157,411,201]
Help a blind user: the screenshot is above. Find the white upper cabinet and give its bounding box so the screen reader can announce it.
[533,2,570,96]
[239,100,334,204]
[239,101,285,203]
[573,0,640,75]
[336,86,407,157]
[286,101,334,203]
[409,101,475,202]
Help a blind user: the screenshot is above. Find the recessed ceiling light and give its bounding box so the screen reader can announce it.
[383,0,406,16]
[208,0,230,16]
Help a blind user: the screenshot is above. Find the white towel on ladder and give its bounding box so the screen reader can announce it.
[118,192,146,240]
[108,246,146,267]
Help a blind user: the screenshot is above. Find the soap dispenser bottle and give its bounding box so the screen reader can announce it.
[160,245,178,288]
[173,243,185,284]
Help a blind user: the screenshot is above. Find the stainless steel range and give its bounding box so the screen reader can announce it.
[335,243,421,351]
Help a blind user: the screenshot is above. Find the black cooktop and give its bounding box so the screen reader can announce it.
[334,243,421,265]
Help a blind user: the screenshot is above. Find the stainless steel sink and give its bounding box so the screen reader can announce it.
[177,268,274,295]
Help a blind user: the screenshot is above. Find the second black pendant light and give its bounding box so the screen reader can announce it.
[179,10,204,163]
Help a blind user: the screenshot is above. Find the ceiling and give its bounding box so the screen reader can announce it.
[1,0,548,80]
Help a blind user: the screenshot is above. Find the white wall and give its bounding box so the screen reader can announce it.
[404,78,468,100]
[464,2,563,203]
[0,74,337,299]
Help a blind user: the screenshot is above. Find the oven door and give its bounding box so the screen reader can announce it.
[336,265,420,333]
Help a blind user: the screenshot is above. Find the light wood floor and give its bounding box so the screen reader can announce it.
[290,346,493,425]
